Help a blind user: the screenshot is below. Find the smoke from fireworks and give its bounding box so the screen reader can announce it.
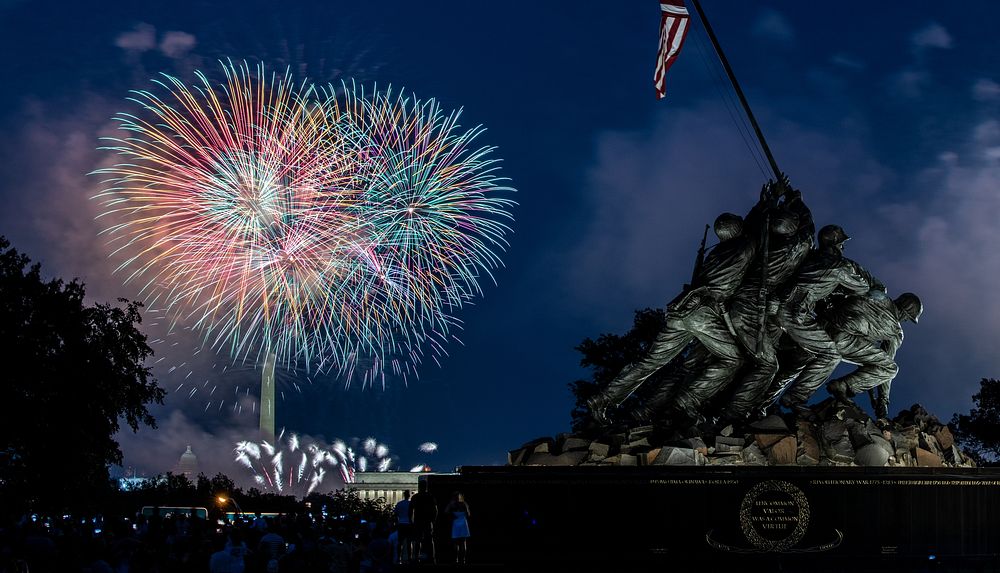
[147,309,321,416]
[95,61,515,387]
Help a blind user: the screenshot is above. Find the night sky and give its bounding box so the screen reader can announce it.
[3,1,1000,482]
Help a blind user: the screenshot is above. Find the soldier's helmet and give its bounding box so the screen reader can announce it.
[818,224,850,249]
[894,292,923,323]
[714,213,744,241]
[770,212,799,236]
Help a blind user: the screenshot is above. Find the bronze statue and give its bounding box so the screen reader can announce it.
[627,343,711,423]
[823,292,922,422]
[718,186,814,424]
[586,203,764,425]
[584,177,920,431]
[775,225,883,418]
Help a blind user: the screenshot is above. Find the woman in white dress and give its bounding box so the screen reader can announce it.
[445,491,471,564]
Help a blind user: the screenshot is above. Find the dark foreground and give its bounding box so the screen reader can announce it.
[424,465,1000,572]
[5,464,999,572]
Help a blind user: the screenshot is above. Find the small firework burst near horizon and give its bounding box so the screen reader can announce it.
[94,60,515,390]
[234,431,437,495]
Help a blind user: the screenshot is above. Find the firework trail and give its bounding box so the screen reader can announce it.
[328,438,384,484]
[148,313,324,416]
[235,430,353,495]
[95,61,515,387]
[234,431,432,495]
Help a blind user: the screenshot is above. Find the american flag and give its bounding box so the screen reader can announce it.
[654,0,691,99]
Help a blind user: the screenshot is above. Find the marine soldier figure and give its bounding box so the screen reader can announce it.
[823,292,923,422]
[718,185,814,424]
[627,342,711,423]
[775,224,884,418]
[587,204,764,425]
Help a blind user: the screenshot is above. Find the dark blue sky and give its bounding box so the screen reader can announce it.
[3,1,1000,480]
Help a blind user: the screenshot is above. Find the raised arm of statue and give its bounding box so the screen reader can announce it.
[851,260,886,293]
[782,188,815,238]
[836,260,872,296]
[884,329,902,360]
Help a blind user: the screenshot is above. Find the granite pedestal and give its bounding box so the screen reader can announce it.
[423,465,1000,571]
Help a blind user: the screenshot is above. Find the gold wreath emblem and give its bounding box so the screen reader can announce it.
[739,480,810,552]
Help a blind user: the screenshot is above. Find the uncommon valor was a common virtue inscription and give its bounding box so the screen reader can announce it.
[706,479,841,553]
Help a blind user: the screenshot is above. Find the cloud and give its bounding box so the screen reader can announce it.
[571,105,1000,419]
[566,106,767,323]
[880,150,1000,410]
[830,54,865,71]
[887,69,929,99]
[114,24,197,60]
[973,119,1000,147]
[0,97,131,304]
[911,22,953,51]
[160,31,197,58]
[938,151,958,164]
[0,95,254,479]
[751,8,794,43]
[883,22,956,100]
[117,408,256,481]
[972,78,1000,102]
[114,23,156,53]
[568,104,894,321]
[882,22,954,100]
[973,119,1000,162]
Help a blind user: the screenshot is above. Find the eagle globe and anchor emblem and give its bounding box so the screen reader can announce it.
[706,480,843,553]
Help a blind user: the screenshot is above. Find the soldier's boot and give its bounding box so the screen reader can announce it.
[656,404,699,433]
[780,395,817,422]
[713,414,747,437]
[873,396,890,426]
[826,379,854,406]
[758,401,782,420]
[628,404,656,424]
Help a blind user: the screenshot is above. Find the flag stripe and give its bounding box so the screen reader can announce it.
[661,4,688,15]
[654,0,691,99]
[670,18,689,59]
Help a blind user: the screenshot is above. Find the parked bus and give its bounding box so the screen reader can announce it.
[140,506,209,520]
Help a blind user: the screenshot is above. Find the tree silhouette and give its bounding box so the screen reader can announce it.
[0,236,165,515]
[951,378,1000,466]
[305,488,393,523]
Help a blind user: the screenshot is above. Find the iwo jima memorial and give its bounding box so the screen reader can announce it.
[422,1,1000,570]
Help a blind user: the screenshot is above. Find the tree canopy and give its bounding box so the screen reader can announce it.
[951,378,1000,466]
[0,236,165,515]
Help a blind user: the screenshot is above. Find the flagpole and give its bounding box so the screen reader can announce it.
[690,0,782,184]
[688,0,784,358]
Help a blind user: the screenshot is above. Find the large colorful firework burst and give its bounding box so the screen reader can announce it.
[94,62,515,386]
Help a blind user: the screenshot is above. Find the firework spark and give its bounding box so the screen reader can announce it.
[95,61,515,387]
[234,431,400,494]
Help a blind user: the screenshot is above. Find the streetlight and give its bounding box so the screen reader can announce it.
[216,495,244,521]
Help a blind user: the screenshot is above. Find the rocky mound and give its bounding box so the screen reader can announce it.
[508,400,975,468]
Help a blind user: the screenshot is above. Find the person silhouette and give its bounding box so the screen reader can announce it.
[393,490,412,564]
[445,492,471,565]
[408,481,438,564]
